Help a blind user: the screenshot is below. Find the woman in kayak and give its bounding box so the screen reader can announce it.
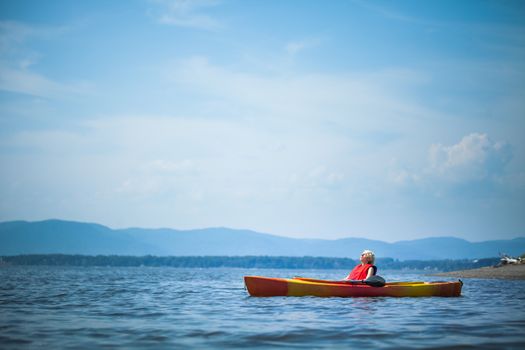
[345,250,377,280]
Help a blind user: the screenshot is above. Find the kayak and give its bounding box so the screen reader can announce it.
[245,276,462,297]
[244,276,462,297]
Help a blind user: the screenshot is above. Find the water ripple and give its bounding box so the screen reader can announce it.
[1,266,524,349]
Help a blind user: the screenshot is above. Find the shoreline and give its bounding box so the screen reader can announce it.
[430,264,525,280]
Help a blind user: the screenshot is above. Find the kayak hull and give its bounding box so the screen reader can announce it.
[244,276,462,297]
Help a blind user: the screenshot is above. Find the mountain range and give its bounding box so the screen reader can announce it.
[1,219,524,260]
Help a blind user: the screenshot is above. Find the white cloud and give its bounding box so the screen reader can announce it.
[428,133,512,183]
[389,133,514,190]
[151,0,222,30]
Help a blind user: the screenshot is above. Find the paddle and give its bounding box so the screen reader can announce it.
[344,275,386,287]
[293,275,386,287]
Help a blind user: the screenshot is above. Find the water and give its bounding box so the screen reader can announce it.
[1,266,524,349]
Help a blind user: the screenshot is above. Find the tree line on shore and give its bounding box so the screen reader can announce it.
[0,254,501,272]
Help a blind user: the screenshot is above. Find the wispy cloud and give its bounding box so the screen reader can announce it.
[285,38,322,56]
[150,0,222,30]
[0,21,33,53]
[0,20,68,54]
[351,0,422,24]
[353,0,525,55]
[0,65,91,99]
[167,55,432,129]
[0,20,90,98]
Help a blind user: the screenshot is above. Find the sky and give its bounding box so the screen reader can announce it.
[0,0,524,242]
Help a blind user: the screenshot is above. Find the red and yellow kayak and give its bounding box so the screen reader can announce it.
[244,276,462,297]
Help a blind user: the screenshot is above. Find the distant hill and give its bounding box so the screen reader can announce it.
[1,219,524,260]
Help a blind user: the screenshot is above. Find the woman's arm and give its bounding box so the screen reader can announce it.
[365,266,375,279]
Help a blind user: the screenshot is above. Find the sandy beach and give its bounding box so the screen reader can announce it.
[432,264,525,280]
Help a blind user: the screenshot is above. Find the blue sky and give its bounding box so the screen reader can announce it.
[0,0,524,242]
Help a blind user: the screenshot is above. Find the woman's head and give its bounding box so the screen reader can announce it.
[360,250,375,264]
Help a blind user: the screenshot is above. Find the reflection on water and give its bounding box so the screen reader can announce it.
[1,266,524,349]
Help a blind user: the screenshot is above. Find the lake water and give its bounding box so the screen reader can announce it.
[1,266,524,349]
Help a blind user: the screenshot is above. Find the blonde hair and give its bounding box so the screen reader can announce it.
[361,250,375,264]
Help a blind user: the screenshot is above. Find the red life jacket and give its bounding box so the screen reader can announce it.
[347,263,376,280]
